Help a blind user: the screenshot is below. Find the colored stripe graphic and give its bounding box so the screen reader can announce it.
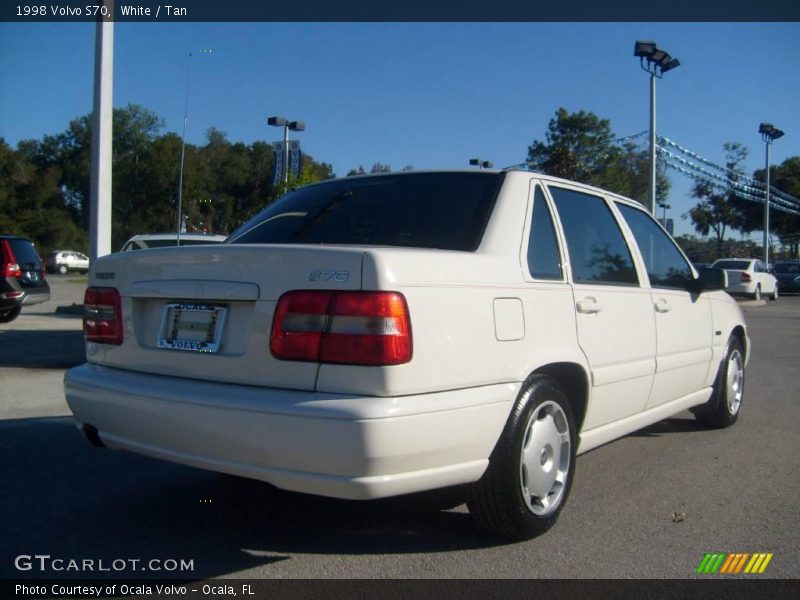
[720,554,736,574]
[696,554,713,574]
[744,553,774,574]
[697,552,773,575]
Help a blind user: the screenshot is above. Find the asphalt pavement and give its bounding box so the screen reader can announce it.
[1,277,798,580]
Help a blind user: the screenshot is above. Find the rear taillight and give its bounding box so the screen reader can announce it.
[3,263,22,278]
[84,287,123,345]
[1,240,22,278]
[740,272,752,283]
[271,291,412,366]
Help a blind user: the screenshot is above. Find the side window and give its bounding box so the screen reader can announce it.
[615,202,693,289]
[549,187,638,286]
[527,186,562,280]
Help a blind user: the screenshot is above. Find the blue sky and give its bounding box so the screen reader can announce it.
[1,22,798,237]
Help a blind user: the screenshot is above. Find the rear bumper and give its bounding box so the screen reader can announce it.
[22,290,50,305]
[725,282,756,296]
[0,288,49,308]
[64,364,515,500]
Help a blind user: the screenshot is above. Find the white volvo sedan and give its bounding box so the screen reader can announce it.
[65,170,749,540]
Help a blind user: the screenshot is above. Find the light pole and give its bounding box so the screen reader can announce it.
[268,116,305,184]
[658,202,671,225]
[634,40,680,216]
[469,158,493,169]
[759,122,784,265]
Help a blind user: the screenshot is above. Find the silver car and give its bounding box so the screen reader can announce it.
[45,250,90,275]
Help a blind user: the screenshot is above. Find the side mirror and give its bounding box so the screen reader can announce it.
[689,267,727,294]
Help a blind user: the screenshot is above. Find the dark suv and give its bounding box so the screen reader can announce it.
[1,234,50,323]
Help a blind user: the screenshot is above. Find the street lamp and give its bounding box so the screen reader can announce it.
[658,202,671,225]
[759,122,785,265]
[268,116,305,184]
[469,158,493,169]
[635,40,680,216]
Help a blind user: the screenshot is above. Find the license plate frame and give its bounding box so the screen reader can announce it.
[157,303,227,353]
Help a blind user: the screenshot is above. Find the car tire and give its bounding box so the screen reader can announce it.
[468,374,576,540]
[58,264,68,275]
[752,285,761,301]
[770,284,778,301]
[694,336,745,429]
[0,306,22,323]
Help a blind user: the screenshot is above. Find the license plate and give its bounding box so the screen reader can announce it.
[157,303,227,353]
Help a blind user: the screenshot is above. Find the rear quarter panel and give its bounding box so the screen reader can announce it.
[317,172,585,399]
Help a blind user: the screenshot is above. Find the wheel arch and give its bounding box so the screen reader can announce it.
[532,362,589,434]
[730,325,748,362]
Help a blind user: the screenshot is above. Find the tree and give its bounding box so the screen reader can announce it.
[346,166,366,177]
[0,138,87,251]
[686,182,742,256]
[673,234,759,264]
[752,156,800,255]
[527,107,669,206]
[528,109,615,182]
[685,143,750,256]
[347,163,396,176]
[264,154,335,207]
[370,162,391,174]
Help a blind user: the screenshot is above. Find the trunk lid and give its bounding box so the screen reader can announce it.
[88,244,365,391]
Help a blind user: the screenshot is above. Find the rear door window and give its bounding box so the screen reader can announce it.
[527,186,563,280]
[548,187,638,286]
[228,172,505,252]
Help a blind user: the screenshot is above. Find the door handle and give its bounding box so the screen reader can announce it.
[576,297,603,314]
[654,298,672,313]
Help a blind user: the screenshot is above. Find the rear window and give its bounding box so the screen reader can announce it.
[8,239,41,269]
[713,260,751,270]
[227,172,505,251]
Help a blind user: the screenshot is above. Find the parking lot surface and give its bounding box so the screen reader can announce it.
[1,277,798,579]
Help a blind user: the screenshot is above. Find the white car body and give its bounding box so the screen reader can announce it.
[711,258,779,300]
[65,171,749,538]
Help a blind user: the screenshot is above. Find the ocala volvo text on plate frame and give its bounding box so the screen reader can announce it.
[157,303,227,353]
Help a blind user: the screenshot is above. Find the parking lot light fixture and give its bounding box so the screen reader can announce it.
[268,116,306,184]
[759,122,785,265]
[634,40,680,216]
[469,158,493,169]
[658,202,671,224]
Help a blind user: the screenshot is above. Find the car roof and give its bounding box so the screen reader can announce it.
[713,258,756,262]
[124,233,227,242]
[298,168,649,212]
